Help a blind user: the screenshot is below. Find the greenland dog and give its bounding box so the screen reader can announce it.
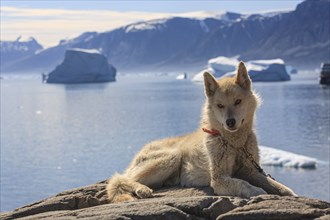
[106,62,296,202]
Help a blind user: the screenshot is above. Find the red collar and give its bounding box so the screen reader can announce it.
[202,128,221,136]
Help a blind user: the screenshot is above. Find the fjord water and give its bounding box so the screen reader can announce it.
[1,72,329,211]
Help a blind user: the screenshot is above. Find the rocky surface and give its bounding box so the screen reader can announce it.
[1,180,329,220]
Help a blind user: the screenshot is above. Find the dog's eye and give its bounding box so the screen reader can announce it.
[235,99,241,105]
[217,104,224,109]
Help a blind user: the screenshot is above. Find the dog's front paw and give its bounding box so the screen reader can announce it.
[135,185,153,199]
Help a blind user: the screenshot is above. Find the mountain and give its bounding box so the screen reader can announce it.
[1,32,98,74]
[240,0,330,68]
[1,0,329,73]
[0,17,232,73]
[0,36,43,72]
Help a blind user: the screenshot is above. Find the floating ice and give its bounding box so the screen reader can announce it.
[176,73,187,80]
[192,56,291,82]
[208,56,239,77]
[191,68,214,82]
[46,49,116,84]
[259,145,317,168]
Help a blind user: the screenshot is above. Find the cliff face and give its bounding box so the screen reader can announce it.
[1,180,329,220]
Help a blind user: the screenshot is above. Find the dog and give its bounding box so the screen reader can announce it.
[106,62,296,203]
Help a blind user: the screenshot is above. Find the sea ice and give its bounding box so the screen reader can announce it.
[259,145,317,168]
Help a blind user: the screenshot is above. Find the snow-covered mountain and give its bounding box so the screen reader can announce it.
[240,0,330,68]
[1,36,43,72]
[1,0,329,73]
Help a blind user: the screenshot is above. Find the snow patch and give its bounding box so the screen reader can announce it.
[259,146,317,168]
[67,48,101,54]
[177,11,242,24]
[125,19,167,33]
[124,11,243,34]
[241,10,290,20]
[199,20,209,32]
[177,11,226,20]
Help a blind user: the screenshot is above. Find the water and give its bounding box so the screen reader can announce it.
[1,73,329,211]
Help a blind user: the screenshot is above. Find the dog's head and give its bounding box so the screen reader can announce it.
[203,61,260,132]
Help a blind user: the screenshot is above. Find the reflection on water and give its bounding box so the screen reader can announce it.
[0,73,329,212]
[63,82,109,91]
[255,81,330,161]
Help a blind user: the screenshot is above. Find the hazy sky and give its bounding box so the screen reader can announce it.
[1,0,303,47]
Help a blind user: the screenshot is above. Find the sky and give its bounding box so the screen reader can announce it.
[1,0,304,48]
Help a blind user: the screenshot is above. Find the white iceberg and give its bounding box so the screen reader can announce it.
[259,146,317,168]
[176,73,188,80]
[208,56,239,77]
[192,56,291,82]
[47,48,116,84]
[248,59,284,66]
[191,68,214,83]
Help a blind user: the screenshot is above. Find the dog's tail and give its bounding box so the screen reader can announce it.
[106,173,153,203]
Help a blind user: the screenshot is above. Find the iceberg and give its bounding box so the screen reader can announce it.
[259,146,317,168]
[208,56,239,77]
[176,73,187,80]
[246,61,291,82]
[192,56,291,82]
[191,68,214,83]
[47,48,116,84]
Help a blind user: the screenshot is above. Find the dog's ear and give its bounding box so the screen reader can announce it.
[203,71,218,97]
[235,61,251,90]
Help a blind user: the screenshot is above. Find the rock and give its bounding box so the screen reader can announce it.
[217,195,330,220]
[46,48,116,84]
[1,180,329,220]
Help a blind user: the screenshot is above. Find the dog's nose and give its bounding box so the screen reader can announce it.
[226,118,236,128]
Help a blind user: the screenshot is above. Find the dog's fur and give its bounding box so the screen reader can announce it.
[106,62,296,203]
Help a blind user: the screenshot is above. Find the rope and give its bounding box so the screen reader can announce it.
[202,127,275,180]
